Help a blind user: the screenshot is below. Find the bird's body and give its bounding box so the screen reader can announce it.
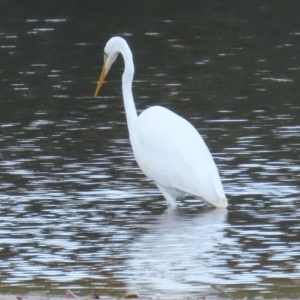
[94,37,227,208]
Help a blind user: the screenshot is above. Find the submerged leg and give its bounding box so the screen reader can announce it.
[156,183,178,208]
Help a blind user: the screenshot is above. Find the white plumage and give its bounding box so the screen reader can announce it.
[94,36,227,208]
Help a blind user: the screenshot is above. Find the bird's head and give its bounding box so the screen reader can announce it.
[94,37,123,97]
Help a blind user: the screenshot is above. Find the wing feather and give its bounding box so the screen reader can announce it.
[130,106,226,207]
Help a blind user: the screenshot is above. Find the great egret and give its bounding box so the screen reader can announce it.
[94,37,227,208]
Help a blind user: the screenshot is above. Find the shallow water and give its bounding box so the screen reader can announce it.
[1,1,300,299]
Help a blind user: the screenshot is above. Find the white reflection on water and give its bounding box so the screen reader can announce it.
[120,209,230,294]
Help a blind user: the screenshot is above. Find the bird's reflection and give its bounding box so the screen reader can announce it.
[120,208,229,295]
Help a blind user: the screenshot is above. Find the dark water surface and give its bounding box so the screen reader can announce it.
[1,1,300,299]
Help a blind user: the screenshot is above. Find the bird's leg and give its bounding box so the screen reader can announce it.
[155,183,178,208]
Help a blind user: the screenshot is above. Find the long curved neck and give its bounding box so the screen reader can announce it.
[120,45,138,135]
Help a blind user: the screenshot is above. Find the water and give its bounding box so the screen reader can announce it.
[1,1,300,299]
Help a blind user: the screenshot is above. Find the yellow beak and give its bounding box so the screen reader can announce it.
[94,65,107,97]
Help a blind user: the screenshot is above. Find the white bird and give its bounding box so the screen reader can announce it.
[94,36,227,208]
